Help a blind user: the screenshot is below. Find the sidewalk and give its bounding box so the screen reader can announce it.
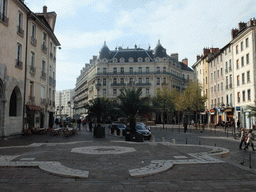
[0,127,256,191]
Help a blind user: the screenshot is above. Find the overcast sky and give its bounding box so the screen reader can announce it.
[25,0,256,91]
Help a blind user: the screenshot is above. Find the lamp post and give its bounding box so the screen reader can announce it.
[57,106,64,127]
[68,101,72,122]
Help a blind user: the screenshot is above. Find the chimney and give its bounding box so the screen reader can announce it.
[203,48,210,56]
[196,55,201,61]
[231,28,239,40]
[210,48,219,54]
[182,58,188,66]
[238,22,246,31]
[170,53,178,62]
[43,6,47,13]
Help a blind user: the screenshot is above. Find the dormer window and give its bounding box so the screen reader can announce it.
[120,57,125,63]
[129,57,134,62]
[113,58,118,63]
[145,57,150,62]
[138,57,143,62]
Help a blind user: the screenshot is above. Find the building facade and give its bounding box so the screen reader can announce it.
[55,89,75,118]
[75,41,194,123]
[0,0,60,136]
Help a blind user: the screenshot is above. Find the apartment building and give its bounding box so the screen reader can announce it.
[232,21,256,129]
[55,89,75,118]
[75,41,194,123]
[0,0,60,136]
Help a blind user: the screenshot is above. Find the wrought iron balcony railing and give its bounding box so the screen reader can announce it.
[30,66,36,74]
[42,44,47,53]
[0,13,9,26]
[30,36,37,46]
[17,25,24,37]
[15,59,23,69]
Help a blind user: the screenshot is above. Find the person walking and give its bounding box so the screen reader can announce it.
[239,128,246,149]
[237,120,240,130]
[183,120,187,133]
[244,129,255,151]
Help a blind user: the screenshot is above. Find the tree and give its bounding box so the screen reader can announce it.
[84,97,114,123]
[152,85,178,128]
[117,87,153,134]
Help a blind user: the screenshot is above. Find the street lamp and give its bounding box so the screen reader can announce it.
[68,101,72,122]
[56,106,64,127]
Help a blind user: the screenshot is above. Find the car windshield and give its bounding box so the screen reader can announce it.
[136,125,147,130]
[117,124,126,128]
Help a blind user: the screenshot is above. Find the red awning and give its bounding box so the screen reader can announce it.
[26,105,42,111]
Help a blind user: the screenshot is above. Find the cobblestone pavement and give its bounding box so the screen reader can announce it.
[0,125,255,192]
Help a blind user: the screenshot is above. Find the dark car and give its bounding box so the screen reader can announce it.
[111,123,127,135]
[125,124,151,140]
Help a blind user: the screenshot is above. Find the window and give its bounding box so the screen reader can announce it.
[217,70,219,78]
[146,67,149,74]
[120,78,124,84]
[242,91,245,102]
[0,0,8,23]
[221,68,223,76]
[138,78,142,84]
[129,67,133,74]
[248,89,251,101]
[103,68,106,74]
[16,43,22,62]
[41,86,45,99]
[214,71,216,80]
[246,38,249,48]
[9,89,17,116]
[246,53,249,64]
[113,89,117,95]
[30,81,34,97]
[229,75,232,88]
[41,60,46,77]
[236,59,239,69]
[146,78,149,84]
[146,89,149,95]
[214,85,216,93]
[120,67,124,74]
[236,45,238,54]
[229,60,232,71]
[103,89,106,96]
[30,51,35,67]
[221,82,223,91]
[237,75,240,86]
[226,76,228,89]
[242,73,245,84]
[163,77,166,84]
[138,67,142,74]
[226,95,229,105]
[187,75,189,80]
[113,78,117,84]
[42,32,47,46]
[247,71,250,83]
[241,41,244,51]
[129,78,133,84]
[163,67,166,73]
[113,67,117,74]
[31,23,36,38]
[217,84,219,92]
[225,62,228,72]
[103,78,106,86]
[156,67,160,73]
[241,56,244,67]
[230,94,233,106]
[17,11,23,35]
[157,78,160,85]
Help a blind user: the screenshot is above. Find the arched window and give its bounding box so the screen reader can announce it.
[9,86,22,117]
[9,90,17,116]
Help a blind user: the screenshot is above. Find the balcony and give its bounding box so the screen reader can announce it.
[229,83,232,89]
[49,76,56,86]
[111,83,126,87]
[136,82,151,86]
[95,83,101,87]
[41,71,46,79]
[30,66,36,74]
[41,44,47,53]
[15,59,23,70]
[225,85,229,90]
[225,69,228,73]
[161,82,167,86]
[29,96,35,103]
[40,98,46,104]
[17,26,24,37]
[0,13,9,26]
[229,67,232,72]
[30,36,37,46]
[50,52,53,59]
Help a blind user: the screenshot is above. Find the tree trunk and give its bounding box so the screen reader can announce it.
[130,118,136,134]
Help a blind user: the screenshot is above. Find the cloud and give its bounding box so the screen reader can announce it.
[57,29,124,50]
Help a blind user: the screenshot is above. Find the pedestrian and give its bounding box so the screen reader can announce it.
[183,120,187,133]
[244,129,255,151]
[89,120,93,132]
[77,118,81,130]
[239,128,246,149]
[252,124,255,130]
[237,120,240,130]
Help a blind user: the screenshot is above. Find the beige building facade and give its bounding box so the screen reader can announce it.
[0,0,60,137]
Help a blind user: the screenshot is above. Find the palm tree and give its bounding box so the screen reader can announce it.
[84,97,113,123]
[117,87,152,134]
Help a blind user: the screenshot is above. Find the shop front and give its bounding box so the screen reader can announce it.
[26,105,42,129]
[224,107,234,124]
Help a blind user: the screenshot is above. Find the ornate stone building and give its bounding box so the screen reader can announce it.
[75,41,194,123]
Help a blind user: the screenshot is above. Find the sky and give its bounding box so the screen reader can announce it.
[24,0,256,91]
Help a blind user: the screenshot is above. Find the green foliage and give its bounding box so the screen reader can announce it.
[84,97,114,123]
[117,87,153,133]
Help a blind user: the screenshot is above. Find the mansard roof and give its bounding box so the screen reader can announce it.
[110,49,154,62]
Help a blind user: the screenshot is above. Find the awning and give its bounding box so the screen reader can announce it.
[26,105,42,111]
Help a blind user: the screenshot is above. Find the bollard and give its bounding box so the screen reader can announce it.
[162,137,166,142]
[152,135,155,143]
[120,130,123,137]
[186,138,187,144]
[172,139,176,144]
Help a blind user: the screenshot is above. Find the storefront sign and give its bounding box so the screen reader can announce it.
[236,106,240,111]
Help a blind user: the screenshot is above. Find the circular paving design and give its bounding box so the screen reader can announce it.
[71,146,136,155]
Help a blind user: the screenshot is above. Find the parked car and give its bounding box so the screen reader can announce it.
[136,122,151,131]
[111,123,127,135]
[125,124,151,140]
